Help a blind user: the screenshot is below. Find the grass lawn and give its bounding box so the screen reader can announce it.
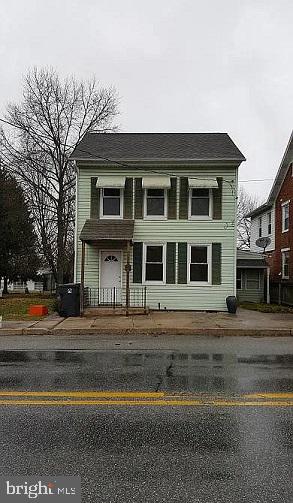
[0,293,57,321]
[240,302,293,314]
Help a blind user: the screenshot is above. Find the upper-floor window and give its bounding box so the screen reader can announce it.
[282,249,290,279]
[267,212,272,235]
[188,245,211,284]
[189,189,212,219]
[258,217,262,238]
[144,189,167,219]
[282,201,289,232]
[101,188,123,219]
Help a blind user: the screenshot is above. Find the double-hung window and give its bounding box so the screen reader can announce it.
[282,250,290,279]
[246,270,260,290]
[189,189,211,218]
[101,188,123,218]
[267,212,272,235]
[282,201,289,232]
[258,217,262,238]
[144,244,165,283]
[145,189,166,218]
[188,245,211,283]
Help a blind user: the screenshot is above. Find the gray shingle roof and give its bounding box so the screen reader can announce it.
[80,219,134,242]
[70,133,245,162]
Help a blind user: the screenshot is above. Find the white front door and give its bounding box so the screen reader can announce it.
[100,251,122,304]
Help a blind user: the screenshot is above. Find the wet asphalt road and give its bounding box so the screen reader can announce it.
[0,335,293,502]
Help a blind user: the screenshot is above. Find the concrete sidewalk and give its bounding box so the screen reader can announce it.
[0,309,293,336]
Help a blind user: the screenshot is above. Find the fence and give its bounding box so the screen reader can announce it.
[84,287,147,310]
[270,282,293,306]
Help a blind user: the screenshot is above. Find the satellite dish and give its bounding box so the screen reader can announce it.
[256,236,271,251]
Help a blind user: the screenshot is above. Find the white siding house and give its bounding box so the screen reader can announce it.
[249,204,275,253]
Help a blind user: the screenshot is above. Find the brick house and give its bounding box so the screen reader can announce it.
[247,132,293,304]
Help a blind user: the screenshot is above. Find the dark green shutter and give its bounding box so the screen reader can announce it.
[213,177,222,220]
[133,242,143,283]
[212,243,222,285]
[179,177,188,219]
[167,178,177,219]
[134,178,143,219]
[90,177,99,219]
[178,242,187,284]
[166,242,176,284]
[124,177,133,219]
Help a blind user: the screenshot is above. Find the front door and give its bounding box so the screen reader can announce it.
[100,251,122,304]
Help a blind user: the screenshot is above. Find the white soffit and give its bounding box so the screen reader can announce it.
[188,177,218,189]
[96,176,126,188]
[142,176,171,189]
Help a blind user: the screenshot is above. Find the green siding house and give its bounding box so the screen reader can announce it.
[71,133,245,312]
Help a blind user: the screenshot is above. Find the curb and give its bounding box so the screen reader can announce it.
[0,328,292,337]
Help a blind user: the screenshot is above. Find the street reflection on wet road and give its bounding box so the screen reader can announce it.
[0,349,293,394]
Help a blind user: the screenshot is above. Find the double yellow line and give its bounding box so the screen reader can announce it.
[0,391,293,407]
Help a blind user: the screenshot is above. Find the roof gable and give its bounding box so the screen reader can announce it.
[70,132,245,163]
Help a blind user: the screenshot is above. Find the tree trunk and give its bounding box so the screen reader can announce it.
[3,276,8,295]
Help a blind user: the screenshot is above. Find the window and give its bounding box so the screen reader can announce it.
[101,188,123,218]
[246,270,260,290]
[145,189,166,218]
[188,245,211,283]
[258,217,262,238]
[189,189,211,218]
[144,245,165,282]
[282,202,289,232]
[282,250,290,279]
[267,212,272,235]
[236,269,242,290]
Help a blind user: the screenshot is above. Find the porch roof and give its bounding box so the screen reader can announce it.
[80,219,134,242]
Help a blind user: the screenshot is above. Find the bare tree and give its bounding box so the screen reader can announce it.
[0,68,118,283]
[237,186,260,249]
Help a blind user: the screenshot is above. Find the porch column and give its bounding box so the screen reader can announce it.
[125,240,131,316]
[80,240,86,316]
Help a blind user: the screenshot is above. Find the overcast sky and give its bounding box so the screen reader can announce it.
[1,0,292,200]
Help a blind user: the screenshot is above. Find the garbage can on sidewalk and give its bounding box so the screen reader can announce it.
[57,283,81,317]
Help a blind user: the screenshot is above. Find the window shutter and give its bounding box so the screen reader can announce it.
[133,242,143,283]
[166,242,176,284]
[179,177,188,219]
[178,242,187,284]
[168,178,177,219]
[124,177,133,219]
[134,178,143,219]
[213,177,222,220]
[90,177,99,219]
[212,243,222,285]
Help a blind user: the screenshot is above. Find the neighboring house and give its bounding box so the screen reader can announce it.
[71,133,245,311]
[247,132,293,305]
[236,249,267,304]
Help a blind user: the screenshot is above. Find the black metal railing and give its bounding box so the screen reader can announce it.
[84,287,147,310]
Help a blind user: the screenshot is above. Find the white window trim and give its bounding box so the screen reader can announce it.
[187,243,212,285]
[281,200,290,233]
[267,212,272,236]
[188,189,213,220]
[281,249,290,279]
[142,243,166,285]
[143,188,167,220]
[100,188,124,220]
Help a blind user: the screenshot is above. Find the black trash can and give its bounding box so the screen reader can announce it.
[57,283,80,317]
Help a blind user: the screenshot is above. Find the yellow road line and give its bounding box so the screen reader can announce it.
[0,391,165,398]
[1,399,293,407]
[245,393,293,399]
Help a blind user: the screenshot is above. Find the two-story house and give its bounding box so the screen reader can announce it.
[247,133,293,287]
[71,133,245,312]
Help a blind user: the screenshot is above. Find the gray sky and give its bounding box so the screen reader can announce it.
[1,0,292,200]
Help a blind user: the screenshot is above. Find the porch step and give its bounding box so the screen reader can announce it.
[83,307,149,317]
